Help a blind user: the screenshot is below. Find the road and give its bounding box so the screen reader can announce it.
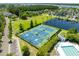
[0,17,9,56]
[0,17,21,56]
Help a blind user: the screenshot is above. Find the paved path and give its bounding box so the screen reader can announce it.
[58,34,66,42]
[49,49,59,56]
[0,17,9,56]
[10,37,22,56]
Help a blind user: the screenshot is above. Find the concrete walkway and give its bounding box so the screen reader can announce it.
[10,37,22,56]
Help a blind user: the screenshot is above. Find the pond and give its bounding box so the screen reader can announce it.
[54,5,79,8]
[44,18,79,31]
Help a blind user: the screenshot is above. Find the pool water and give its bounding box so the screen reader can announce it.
[61,46,79,56]
[44,18,79,31]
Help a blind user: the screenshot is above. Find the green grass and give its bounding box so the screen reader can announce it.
[60,29,79,44]
[12,14,55,33]
[12,20,30,32]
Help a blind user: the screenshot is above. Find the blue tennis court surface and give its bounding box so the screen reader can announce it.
[61,46,79,56]
[20,25,59,48]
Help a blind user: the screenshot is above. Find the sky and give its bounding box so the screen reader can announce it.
[0,0,79,3]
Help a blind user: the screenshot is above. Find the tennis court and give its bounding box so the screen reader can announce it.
[20,25,59,48]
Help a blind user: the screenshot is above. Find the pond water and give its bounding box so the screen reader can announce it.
[54,5,79,8]
[44,18,79,31]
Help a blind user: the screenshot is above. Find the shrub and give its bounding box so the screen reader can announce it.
[22,46,30,56]
[19,23,24,33]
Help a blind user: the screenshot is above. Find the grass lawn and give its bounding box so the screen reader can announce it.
[12,14,55,33]
[59,29,79,38]
[12,19,30,33]
[19,39,38,56]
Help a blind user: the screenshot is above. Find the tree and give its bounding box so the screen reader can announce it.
[66,28,79,44]
[66,34,75,42]
[19,12,28,19]
[68,28,78,34]
[0,33,2,52]
[30,20,33,28]
[8,19,12,43]
[8,4,59,18]
[22,46,30,56]
[8,20,12,38]
[0,14,5,33]
[35,19,37,26]
[0,33,2,40]
[19,23,24,33]
[0,14,5,52]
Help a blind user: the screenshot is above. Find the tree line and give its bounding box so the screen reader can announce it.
[7,4,59,19]
[0,13,5,52]
[0,14,5,40]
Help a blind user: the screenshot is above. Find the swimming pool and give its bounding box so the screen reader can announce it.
[61,46,79,56]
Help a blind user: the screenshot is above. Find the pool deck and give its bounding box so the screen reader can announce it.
[55,42,79,56]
